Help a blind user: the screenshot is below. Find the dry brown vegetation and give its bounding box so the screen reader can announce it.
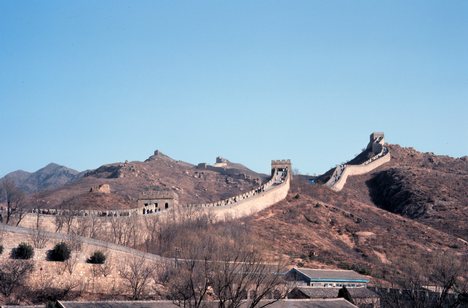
[0,212,289,305]
[242,145,467,288]
[0,144,466,306]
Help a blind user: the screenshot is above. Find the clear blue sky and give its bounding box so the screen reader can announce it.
[1,0,467,177]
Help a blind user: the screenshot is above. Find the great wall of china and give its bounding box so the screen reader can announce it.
[325,132,391,192]
[28,160,292,220]
[0,132,394,270]
[13,132,390,221]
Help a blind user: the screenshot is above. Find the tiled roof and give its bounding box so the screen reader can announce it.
[294,268,369,282]
[295,287,379,299]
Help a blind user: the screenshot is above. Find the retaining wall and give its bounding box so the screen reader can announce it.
[0,223,166,262]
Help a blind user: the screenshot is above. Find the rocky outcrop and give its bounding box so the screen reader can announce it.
[89,184,111,194]
[367,169,431,218]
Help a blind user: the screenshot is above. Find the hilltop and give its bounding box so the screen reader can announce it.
[23,150,267,210]
[342,144,468,240]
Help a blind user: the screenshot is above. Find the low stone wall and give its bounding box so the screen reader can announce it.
[331,152,391,192]
[0,224,166,263]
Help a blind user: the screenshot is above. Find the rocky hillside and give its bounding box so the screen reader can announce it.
[0,163,80,195]
[27,150,267,210]
[241,144,467,284]
[341,144,468,241]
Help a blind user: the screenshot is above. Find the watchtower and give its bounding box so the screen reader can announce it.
[271,159,292,180]
[368,132,385,154]
[138,190,178,213]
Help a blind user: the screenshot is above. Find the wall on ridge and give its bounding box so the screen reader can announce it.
[210,177,290,219]
[331,152,391,191]
[25,164,291,220]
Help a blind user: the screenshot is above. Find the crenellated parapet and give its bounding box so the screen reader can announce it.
[325,132,390,192]
[367,132,385,155]
[271,159,292,169]
[271,159,292,180]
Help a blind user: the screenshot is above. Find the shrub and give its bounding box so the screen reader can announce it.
[351,264,372,276]
[11,242,34,259]
[47,242,71,262]
[0,245,3,255]
[87,251,106,264]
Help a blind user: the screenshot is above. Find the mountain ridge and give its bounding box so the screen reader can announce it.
[0,163,80,195]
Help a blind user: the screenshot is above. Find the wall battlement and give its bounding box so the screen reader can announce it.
[271,159,292,167]
[326,132,390,192]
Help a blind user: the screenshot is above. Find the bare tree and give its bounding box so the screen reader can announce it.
[78,214,102,239]
[73,216,90,238]
[118,256,155,300]
[110,217,136,246]
[62,253,80,275]
[163,256,212,308]
[30,228,49,249]
[1,179,27,226]
[430,253,467,308]
[63,210,76,234]
[210,249,288,308]
[89,254,113,279]
[144,216,160,252]
[0,260,34,297]
[34,206,41,229]
[378,253,467,308]
[161,233,288,308]
[54,214,66,233]
[66,232,83,253]
[98,256,113,278]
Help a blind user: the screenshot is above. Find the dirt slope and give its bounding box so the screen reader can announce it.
[340,144,468,240]
[243,145,467,283]
[245,179,467,284]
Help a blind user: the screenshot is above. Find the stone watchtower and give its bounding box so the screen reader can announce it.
[271,159,292,180]
[138,190,178,213]
[368,132,385,155]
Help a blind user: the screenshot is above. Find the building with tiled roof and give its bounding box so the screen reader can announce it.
[285,268,369,288]
[289,286,380,308]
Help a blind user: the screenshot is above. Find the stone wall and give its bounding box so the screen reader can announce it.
[326,133,390,192]
[210,176,290,219]
[183,167,289,217]
[330,151,391,191]
[28,160,291,220]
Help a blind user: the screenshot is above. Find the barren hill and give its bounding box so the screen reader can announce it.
[0,163,80,196]
[243,144,467,283]
[341,144,468,240]
[27,150,267,210]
